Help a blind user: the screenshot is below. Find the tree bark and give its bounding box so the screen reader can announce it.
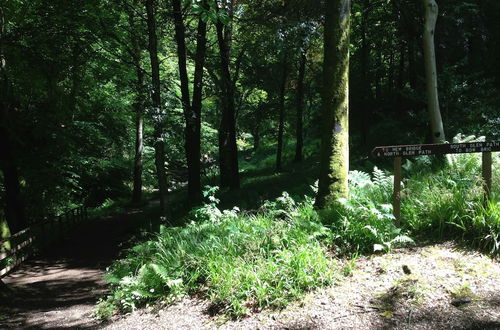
[215,2,239,190]
[294,51,306,162]
[0,109,28,234]
[131,64,145,204]
[129,4,145,205]
[276,56,288,172]
[145,0,169,219]
[423,0,445,142]
[172,0,207,204]
[0,6,27,234]
[315,0,350,209]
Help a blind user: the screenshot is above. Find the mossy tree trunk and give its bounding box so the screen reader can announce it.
[0,6,27,234]
[315,0,350,209]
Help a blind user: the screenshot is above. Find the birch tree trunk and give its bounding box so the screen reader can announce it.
[315,0,350,209]
[423,0,445,143]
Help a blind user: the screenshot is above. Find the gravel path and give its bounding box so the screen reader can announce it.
[0,208,146,329]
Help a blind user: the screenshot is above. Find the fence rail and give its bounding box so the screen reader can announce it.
[0,206,88,278]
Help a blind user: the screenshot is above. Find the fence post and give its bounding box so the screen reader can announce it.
[393,156,402,227]
[482,151,492,201]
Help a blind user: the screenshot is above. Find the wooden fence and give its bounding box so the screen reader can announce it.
[0,206,88,278]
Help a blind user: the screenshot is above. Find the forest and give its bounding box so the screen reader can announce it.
[0,0,499,328]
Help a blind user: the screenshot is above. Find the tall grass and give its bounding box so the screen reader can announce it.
[402,150,499,254]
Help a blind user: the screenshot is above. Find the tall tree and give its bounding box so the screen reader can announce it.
[215,0,239,190]
[129,1,146,204]
[145,0,169,219]
[171,0,208,204]
[294,50,306,162]
[0,5,27,233]
[315,0,350,209]
[275,55,288,172]
[423,0,445,143]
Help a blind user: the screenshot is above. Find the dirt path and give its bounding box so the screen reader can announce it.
[0,207,146,329]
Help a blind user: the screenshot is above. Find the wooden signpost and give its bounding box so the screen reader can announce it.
[372,141,499,226]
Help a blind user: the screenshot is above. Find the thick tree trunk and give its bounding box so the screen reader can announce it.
[423,0,445,143]
[294,51,306,162]
[145,0,169,219]
[215,6,239,190]
[172,0,207,204]
[276,56,288,172]
[0,7,27,234]
[315,0,350,209]
[0,110,28,234]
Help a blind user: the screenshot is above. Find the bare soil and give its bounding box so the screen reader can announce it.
[1,208,498,330]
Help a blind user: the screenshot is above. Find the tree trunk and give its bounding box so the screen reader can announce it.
[215,4,239,190]
[359,0,371,149]
[315,0,350,209]
[276,56,288,172]
[407,33,417,90]
[172,0,207,204]
[145,0,169,219]
[423,0,445,142]
[131,65,145,204]
[0,6,27,234]
[294,51,306,162]
[0,109,28,234]
[129,6,145,204]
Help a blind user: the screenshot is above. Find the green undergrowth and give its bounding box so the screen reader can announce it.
[98,190,337,319]
[401,148,499,254]
[97,136,498,320]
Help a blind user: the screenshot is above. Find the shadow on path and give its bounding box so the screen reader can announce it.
[0,205,150,329]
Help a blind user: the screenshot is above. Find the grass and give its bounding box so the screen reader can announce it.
[99,192,336,319]
[96,136,499,320]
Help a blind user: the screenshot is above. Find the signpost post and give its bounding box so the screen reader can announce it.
[372,141,499,226]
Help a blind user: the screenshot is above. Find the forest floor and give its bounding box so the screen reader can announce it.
[0,207,499,329]
[0,204,151,329]
[100,242,500,330]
